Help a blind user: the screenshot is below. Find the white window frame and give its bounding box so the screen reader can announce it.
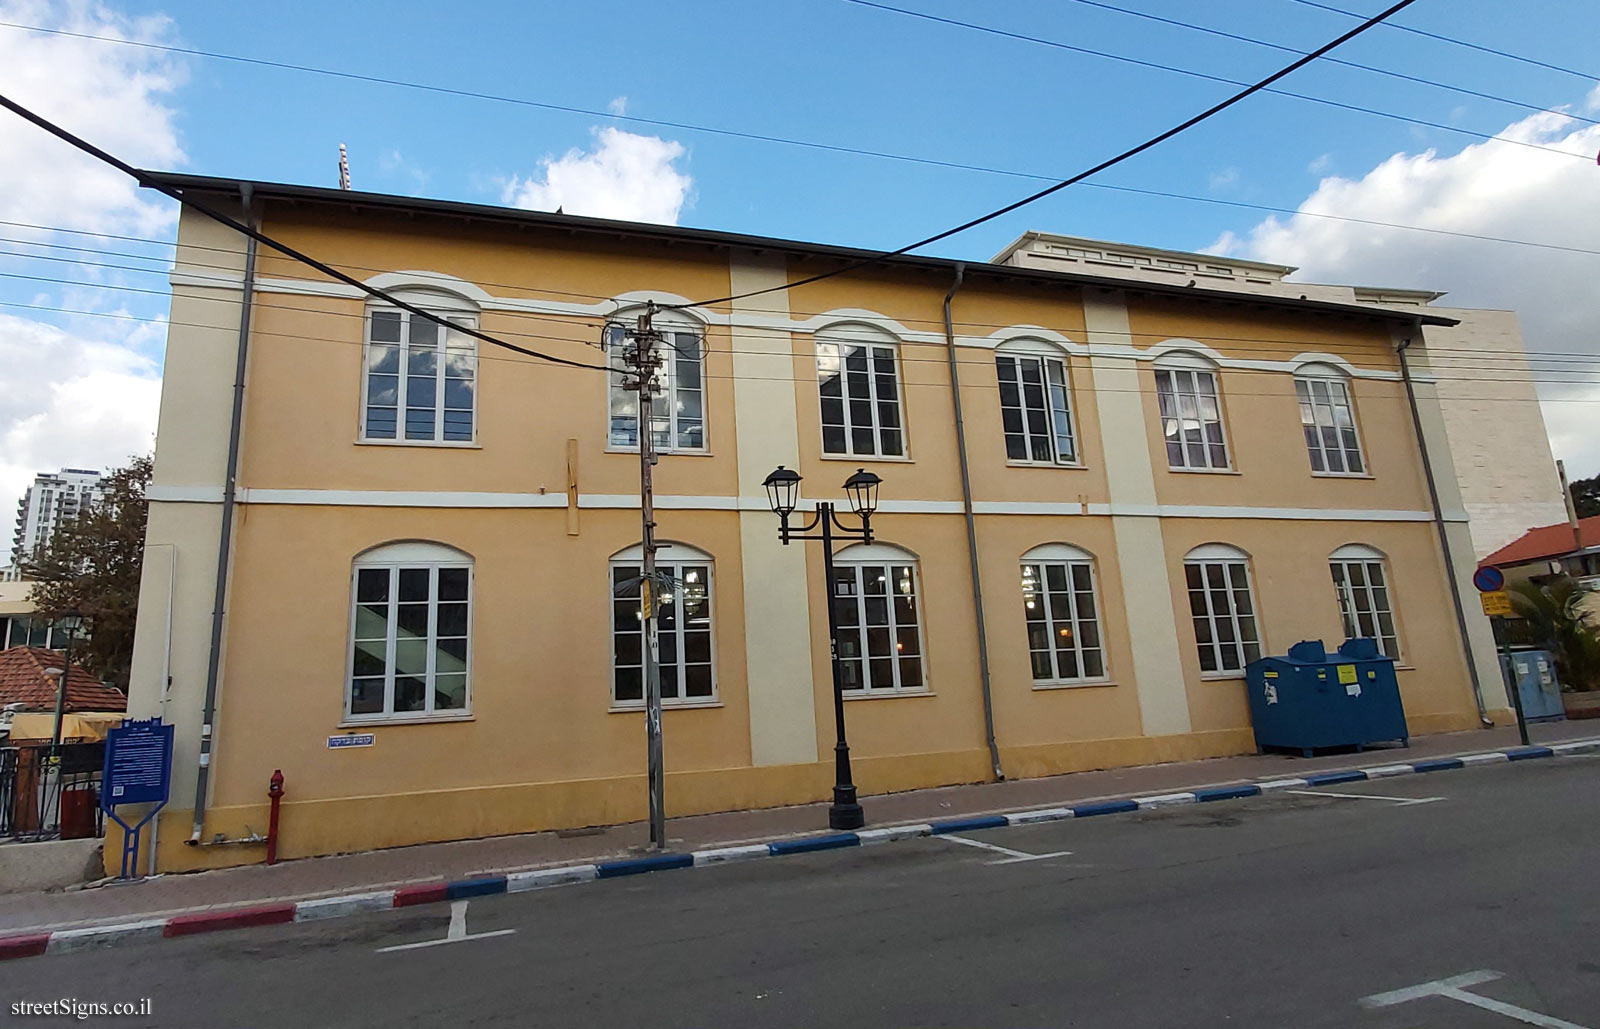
[1020,543,1108,686]
[360,291,479,446]
[345,541,474,723]
[1183,543,1263,679]
[606,315,708,454]
[1295,364,1366,476]
[816,326,908,459]
[996,341,1080,467]
[1329,543,1401,659]
[1155,353,1231,471]
[832,543,928,695]
[609,543,718,709]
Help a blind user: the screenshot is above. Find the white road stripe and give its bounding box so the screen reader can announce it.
[937,834,1073,864]
[1286,789,1441,806]
[376,899,516,952]
[1362,969,1590,1028]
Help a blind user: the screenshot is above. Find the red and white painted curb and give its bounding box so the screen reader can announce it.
[3,736,1594,961]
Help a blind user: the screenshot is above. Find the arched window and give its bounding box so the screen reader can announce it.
[347,541,473,720]
[1183,543,1261,676]
[832,543,925,694]
[1329,543,1400,658]
[1019,544,1106,684]
[816,324,906,458]
[1295,363,1365,475]
[361,288,479,443]
[607,313,706,453]
[610,542,716,706]
[996,340,1079,466]
[1154,351,1229,471]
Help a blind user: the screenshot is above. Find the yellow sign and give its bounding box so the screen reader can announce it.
[1336,664,1358,685]
[640,579,653,620]
[1480,590,1513,617]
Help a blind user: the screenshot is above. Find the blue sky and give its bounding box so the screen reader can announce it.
[1,0,1598,563]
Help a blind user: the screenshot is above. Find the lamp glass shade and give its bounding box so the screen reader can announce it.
[842,468,882,517]
[762,465,802,516]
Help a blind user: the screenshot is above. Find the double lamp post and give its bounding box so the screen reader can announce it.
[761,465,882,831]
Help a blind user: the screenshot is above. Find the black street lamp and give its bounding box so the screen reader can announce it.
[46,610,84,762]
[762,465,882,831]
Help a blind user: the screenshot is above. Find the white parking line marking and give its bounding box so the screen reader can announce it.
[1362,969,1589,1028]
[1286,789,1442,806]
[376,899,517,952]
[937,834,1073,864]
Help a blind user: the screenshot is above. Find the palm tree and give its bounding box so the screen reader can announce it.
[1509,577,1600,691]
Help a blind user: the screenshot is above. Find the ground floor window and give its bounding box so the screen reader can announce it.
[1020,544,1105,683]
[1184,544,1262,676]
[347,542,472,720]
[1330,545,1400,658]
[832,544,926,694]
[611,544,716,707]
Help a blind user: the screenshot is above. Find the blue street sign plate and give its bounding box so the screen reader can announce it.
[1473,566,1505,593]
[328,733,375,749]
[102,718,174,809]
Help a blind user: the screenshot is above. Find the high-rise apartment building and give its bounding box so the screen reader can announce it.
[10,468,105,565]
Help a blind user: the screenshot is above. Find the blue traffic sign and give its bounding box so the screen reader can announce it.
[102,717,174,808]
[1472,566,1506,593]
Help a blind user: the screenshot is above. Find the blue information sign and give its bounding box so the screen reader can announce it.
[102,718,174,808]
[1473,566,1506,593]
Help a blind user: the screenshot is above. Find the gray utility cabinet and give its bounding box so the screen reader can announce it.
[1245,638,1409,757]
[1500,649,1565,721]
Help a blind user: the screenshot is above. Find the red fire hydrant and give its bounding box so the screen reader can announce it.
[267,769,285,865]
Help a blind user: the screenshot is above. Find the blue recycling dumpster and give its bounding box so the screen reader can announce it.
[1245,638,1409,756]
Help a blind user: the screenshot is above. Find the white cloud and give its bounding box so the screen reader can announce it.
[607,96,628,117]
[501,127,692,224]
[1207,167,1239,192]
[0,1,183,561]
[1210,89,1600,479]
[1306,153,1333,176]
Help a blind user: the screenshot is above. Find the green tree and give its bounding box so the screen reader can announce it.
[1509,577,1600,691]
[22,455,152,689]
[1571,473,1600,520]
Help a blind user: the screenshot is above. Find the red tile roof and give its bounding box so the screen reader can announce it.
[0,647,126,712]
[1480,515,1600,570]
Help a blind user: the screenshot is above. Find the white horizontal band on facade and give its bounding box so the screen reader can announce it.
[145,485,1460,522]
[168,269,1420,382]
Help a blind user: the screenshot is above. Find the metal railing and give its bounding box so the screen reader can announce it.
[0,743,105,842]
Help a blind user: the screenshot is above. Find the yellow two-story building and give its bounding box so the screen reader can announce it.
[123,173,1509,871]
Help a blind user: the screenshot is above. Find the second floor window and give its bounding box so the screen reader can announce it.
[363,307,477,443]
[608,324,706,452]
[1155,359,1229,470]
[1296,367,1365,475]
[817,334,905,458]
[997,348,1078,465]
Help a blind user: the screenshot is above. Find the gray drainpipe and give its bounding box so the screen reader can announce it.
[189,184,259,843]
[943,264,1005,781]
[1396,331,1493,728]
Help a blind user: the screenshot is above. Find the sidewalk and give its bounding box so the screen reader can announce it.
[2,719,1591,934]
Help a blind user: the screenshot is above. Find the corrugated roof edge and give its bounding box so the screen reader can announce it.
[139,170,1457,328]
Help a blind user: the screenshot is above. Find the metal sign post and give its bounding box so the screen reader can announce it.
[101,717,175,879]
[1473,566,1529,747]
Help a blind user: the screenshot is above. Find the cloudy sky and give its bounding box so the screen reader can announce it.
[1,0,1596,561]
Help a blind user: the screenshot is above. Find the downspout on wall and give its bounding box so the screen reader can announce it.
[944,264,1004,781]
[1397,331,1493,728]
[189,184,259,843]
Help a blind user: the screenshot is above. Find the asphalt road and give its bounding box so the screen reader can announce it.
[3,755,1597,1028]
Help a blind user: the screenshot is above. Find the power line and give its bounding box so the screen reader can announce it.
[0,91,608,373]
[1056,0,1600,126]
[1285,0,1600,82]
[676,0,1425,310]
[836,0,1593,163]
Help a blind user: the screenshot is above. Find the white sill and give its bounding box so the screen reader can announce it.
[610,699,724,713]
[1311,471,1376,480]
[1005,460,1088,471]
[1167,466,1240,476]
[338,712,475,728]
[355,439,483,449]
[1200,673,1247,681]
[819,453,914,463]
[843,689,934,701]
[605,447,715,458]
[1032,679,1116,691]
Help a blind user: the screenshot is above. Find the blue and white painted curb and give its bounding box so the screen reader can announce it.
[3,737,1594,961]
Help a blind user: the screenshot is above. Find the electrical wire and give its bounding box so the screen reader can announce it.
[0,90,609,373]
[1285,0,1600,82]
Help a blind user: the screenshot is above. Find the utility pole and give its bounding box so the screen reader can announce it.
[612,303,667,848]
